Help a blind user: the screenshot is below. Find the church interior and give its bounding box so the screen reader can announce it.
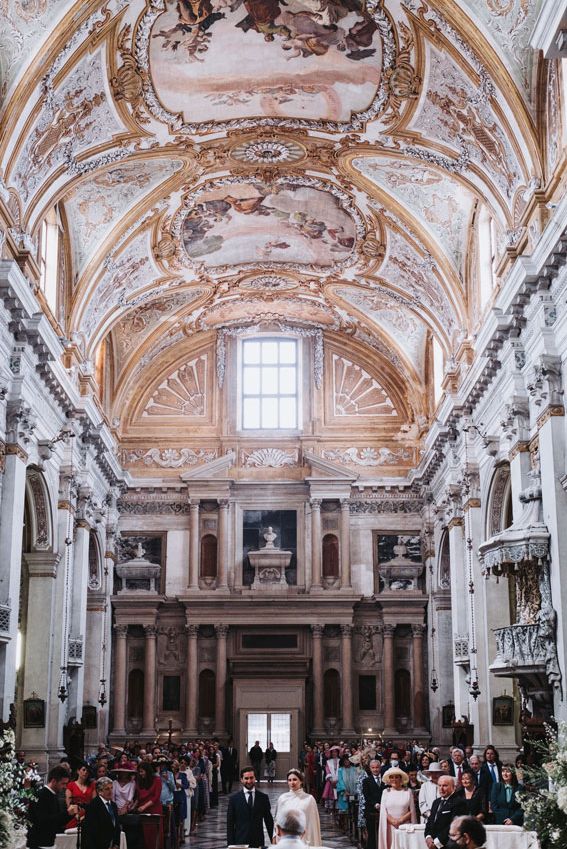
[1,0,567,772]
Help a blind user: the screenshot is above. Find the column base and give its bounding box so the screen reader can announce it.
[340,727,356,736]
[214,729,228,739]
[141,728,156,736]
[382,727,397,737]
[311,727,326,737]
[183,728,198,737]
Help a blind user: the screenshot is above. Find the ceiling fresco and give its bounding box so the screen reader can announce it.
[0,0,550,474]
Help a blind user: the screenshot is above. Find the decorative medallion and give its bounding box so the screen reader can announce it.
[239,275,298,292]
[231,140,304,164]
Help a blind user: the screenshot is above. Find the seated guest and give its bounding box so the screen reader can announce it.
[81,776,122,849]
[448,816,487,849]
[490,764,524,826]
[27,765,71,849]
[425,775,467,849]
[457,770,486,820]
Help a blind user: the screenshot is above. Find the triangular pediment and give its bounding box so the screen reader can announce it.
[180,450,235,481]
[303,450,358,482]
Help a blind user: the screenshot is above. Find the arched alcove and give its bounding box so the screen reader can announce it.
[394,668,411,722]
[322,534,339,579]
[200,534,218,581]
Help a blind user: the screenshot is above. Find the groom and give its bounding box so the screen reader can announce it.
[227,766,274,848]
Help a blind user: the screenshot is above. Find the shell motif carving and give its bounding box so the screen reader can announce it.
[332,354,397,416]
[241,448,298,468]
[143,355,207,417]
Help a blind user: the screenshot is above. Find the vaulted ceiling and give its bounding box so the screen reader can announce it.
[0,0,545,448]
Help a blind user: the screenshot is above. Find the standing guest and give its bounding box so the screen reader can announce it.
[418,762,442,823]
[265,742,278,785]
[304,745,316,796]
[381,750,404,776]
[172,759,189,845]
[274,768,321,847]
[457,770,486,821]
[227,766,274,848]
[424,775,467,849]
[438,759,451,775]
[417,753,434,784]
[468,755,482,787]
[136,762,163,849]
[179,757,196,841]
[273,808,308,849]
[377,767,416,849]
[407,769,420,811]
[322,745,341,811]
[80,776,122,849]
[27,765,72,849]
[221,739,238,794]
[65,762,96,828]
[448,816,487,848]
[361,759,383,849]
[336,755,352,826]
[490,765,524,826]
[479,746,501,798]
[448,748,467,786]
[249,740,264,783]
[210,744,221,807]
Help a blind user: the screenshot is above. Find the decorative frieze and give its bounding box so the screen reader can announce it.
[322,446,414,466]
[120,447,217,469]
[349,499,423,514]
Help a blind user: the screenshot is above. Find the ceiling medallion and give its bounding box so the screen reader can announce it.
[231,140,304,164]
[240,275,298,291]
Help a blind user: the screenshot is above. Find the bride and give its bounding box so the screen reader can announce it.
[274,768,322,847]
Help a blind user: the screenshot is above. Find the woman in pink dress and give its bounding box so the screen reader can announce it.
[377,767,417,849]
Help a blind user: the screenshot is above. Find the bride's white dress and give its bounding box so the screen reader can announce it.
[274,788,322,847]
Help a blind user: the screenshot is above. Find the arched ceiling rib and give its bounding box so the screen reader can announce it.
[0,0,545,441]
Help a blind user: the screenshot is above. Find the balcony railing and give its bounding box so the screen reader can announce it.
[454,634,469,666]
[68,637,84,666]
[491,624,546,674]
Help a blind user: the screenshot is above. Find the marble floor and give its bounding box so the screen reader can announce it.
[186,784,358,849]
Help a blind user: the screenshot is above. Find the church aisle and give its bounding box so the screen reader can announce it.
[187,783,358,849]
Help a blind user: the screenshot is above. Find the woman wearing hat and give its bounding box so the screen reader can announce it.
[418,762,442,823]
[274,768,322,847]
[377,767,416,849]
[322,745,340,812]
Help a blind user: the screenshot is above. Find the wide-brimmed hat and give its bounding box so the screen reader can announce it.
[423,763,445,777]
[329,745,340,752]
[382,767,409,785]
[111,765,137,775]
[349,753,362,765]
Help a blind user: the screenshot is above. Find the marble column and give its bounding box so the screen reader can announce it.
[340,624,354,733]
[304,502,312,592]
[217,501,228,590]
[142,625,158,735]
[113,625,128,735]
[382,624,396,734]
[184,624,199,736]
[340,499,351,589]
[188,502,200,589]
[310,499,322,590]
[311,625,325,735]
[0,443,27,721]
[214,624,228,736]
[412,624,426,731]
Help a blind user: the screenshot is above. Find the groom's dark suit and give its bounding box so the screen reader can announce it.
[227,787,274,848]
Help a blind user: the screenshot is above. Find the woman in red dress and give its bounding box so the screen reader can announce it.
[136,762,163,849]
[65,763,96,829]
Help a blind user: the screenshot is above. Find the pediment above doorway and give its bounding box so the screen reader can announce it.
[180,449,235,499]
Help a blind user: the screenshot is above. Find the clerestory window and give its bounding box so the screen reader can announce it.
[240,337,299,430]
